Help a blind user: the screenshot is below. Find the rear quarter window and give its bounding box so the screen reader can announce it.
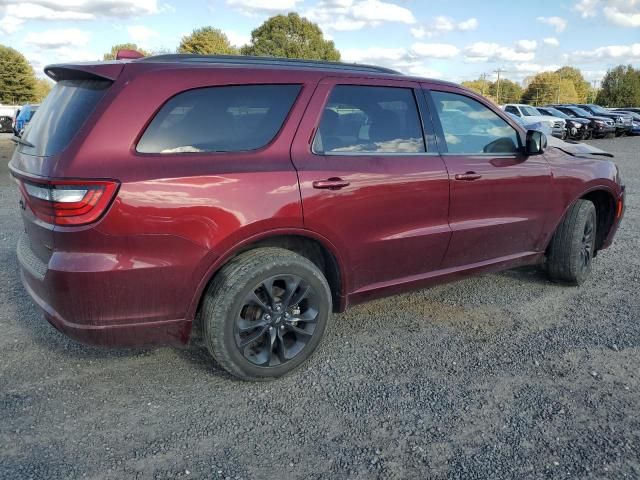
[136,84,302,154]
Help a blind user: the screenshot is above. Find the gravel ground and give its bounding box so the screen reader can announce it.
[0,133,639,479]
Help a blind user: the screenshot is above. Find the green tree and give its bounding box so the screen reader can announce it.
[488,79,523,104]
[596,65,640,107]
[241,13,340,61]
[461,77,522,103]
[178,27,237,55]
[555,66,590,102]
[33,78,53,102]
[103,43,149,60]
[0,45,36,104]
[521,71,578,105]
[461,79,490,96]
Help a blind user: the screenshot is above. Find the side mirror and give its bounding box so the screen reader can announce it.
[525,130,547,155]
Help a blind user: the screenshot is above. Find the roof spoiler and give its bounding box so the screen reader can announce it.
[44,62,124,82]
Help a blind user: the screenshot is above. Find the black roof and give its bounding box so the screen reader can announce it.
[137,54,402,75]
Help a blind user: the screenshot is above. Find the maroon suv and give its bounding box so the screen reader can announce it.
[11,55,625,380]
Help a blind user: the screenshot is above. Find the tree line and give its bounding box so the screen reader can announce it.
[462,65,640,108]
[1,11,639,107]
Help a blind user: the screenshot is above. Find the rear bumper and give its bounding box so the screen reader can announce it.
[21,272,189,346]
[16,232,204,347]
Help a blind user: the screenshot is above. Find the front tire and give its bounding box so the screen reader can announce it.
[201,248,332,380]
[546,199,597,285]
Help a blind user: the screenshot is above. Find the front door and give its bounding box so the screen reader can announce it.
[424,86,552,268]
[290,78,451,294]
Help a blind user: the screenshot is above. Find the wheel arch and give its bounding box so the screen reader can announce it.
[187,229,348,329]
[546,185,617,253]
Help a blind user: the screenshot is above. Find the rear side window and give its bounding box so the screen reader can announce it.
[312,85,426,154]
[137,84,301,154]
[20,79,111,157]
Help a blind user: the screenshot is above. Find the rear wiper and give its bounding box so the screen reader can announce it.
[11,135,35,148]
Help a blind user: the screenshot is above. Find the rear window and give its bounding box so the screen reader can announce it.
[20,79,111,157]
[136,84,301,154]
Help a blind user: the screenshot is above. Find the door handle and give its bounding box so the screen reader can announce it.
[454,172,482,181]
[312,178,350,190]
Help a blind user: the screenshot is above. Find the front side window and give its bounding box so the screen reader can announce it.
[505,105,519,115]
[137,84,301,154]
[431,91,520,155]
[312,85,426,154]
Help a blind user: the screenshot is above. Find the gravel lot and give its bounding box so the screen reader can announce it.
[0,132,638,479]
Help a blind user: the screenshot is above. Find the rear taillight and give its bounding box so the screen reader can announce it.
[18,178,119,226]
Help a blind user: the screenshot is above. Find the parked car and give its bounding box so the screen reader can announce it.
[506,112,551,135]
[549,105,616,138]
[611,110,640,135]
[0,115,13,133]
[611,107,640,115]
[536,106,592,140]
[501,104,567,139]
[11,55,625,380]
[13,104,39,137]
[576,104,632,136]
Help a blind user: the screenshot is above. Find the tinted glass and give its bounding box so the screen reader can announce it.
[137,84,301,154]
[505,106,519,115]
[312,85,425,154]
[432,91,520,154]
[20,80,110,157]
[520,106,540,116]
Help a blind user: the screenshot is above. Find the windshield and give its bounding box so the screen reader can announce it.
[20,79,111,157]
[570,107,592,117]
[586,104,608,114]
[543,107,569,119]
[520,106,540,116]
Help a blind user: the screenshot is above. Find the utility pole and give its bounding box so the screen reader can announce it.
[493,68,505,104]
[556,72,562,104]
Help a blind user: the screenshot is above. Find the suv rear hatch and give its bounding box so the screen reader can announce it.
[10,63,122,268]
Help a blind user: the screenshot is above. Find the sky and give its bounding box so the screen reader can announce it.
[0,0,639,85]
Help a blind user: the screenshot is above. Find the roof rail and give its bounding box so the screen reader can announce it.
[137,54,402,75]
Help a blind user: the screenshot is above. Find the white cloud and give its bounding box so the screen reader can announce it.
[25,28,91,48]
[543,37,560,47]
[0,15,23,34]
[411,43,459,58]
[226,0,300,15]
[570,43,640,62]
[341,43,456,78]
[536,16,567,33]
[226,30,251,47]
[573,0,600,18]
[127,25,159,46]
[573,0,640,27]
[515,40,537,52]
[603,6,640,27]
[464,42,535,62]
[0,0,159,32]
[410,16,478,38]
[306,0,416,32]
[27,46,100,76]
[512,63,562,73]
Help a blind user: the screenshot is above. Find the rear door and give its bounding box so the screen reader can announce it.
[291,77,451,294]
[423,85,552,268]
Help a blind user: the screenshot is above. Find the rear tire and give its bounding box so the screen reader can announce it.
[546,199,597,285]
[201,247,332,381]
